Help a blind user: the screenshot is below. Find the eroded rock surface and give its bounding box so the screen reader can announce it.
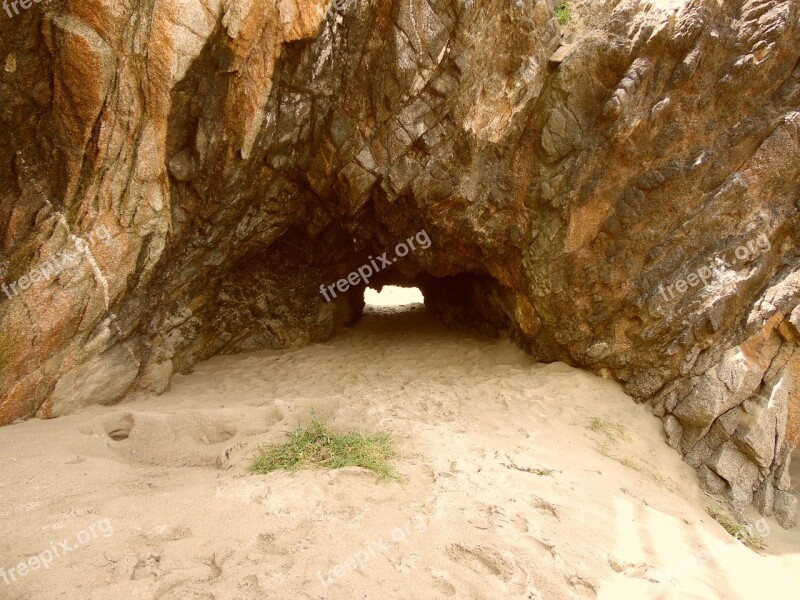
[1,0,799,523]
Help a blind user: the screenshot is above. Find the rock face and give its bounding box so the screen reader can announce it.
[0,0,798,522]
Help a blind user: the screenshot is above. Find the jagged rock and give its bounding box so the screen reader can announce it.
[732,392,779,469]
[708,442,760,506]
[673,348,763,444]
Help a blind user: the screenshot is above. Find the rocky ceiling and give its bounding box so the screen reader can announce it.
[0,0,799,524]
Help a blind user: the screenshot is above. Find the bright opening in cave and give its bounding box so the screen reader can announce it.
[364,285,424,307]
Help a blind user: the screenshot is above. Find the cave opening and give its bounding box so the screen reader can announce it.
[364,285,424,308]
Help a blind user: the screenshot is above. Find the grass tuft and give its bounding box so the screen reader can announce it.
[556,2,572,25]
[707,508,766,552]
[251,420,399,480]
[586,417,628,444]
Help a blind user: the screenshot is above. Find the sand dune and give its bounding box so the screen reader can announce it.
[1,304,798,599]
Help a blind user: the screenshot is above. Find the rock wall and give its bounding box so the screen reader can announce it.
[1,0,798,525]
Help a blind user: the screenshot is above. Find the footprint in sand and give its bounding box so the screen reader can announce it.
[157,587,214,600]
[607,557,651,579]
[567,573,598,598]
[445,543,530,593]
[98,408,280,467]
[531,496,560,520]
[104,412,135,441]
[216,441,249,470]
[142,524,193,542]
[512,514,529,533]
[132,553,163,580]
[428,568,457,596]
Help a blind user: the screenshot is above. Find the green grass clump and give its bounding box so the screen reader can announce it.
[251,420,399,480]
[556,2,572,25]
[586,417,628,443]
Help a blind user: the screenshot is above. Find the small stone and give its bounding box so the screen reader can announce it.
[168,149,195,181]
[4,53,17,74]
[586,341,609,361]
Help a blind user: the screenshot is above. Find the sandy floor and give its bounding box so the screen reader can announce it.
[1,301,798,599]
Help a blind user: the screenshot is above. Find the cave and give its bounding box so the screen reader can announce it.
[0,0,799,595]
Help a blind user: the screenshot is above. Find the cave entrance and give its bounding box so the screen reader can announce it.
[364,285,424,308]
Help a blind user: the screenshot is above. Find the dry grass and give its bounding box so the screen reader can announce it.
[706,508,767,552]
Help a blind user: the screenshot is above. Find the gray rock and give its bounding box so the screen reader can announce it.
[47,344,140,417]
[753,481,774,516]
[664,415,682,449]
[653,399,666,418]
[774,491,798,529]
[775,454,792,491]
[732,394,778,469]
[696,465,727,495]
[708,442,760,505]
[664,391,679,414]
[718,407,741,436]
[672,375,734,434]
[685,437,715,468]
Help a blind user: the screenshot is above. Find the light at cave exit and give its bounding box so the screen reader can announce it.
[364,286,423,307]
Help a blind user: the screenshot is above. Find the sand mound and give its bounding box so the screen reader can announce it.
[1,304,798,599]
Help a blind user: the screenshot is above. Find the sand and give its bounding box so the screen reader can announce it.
[1,299,799,599]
